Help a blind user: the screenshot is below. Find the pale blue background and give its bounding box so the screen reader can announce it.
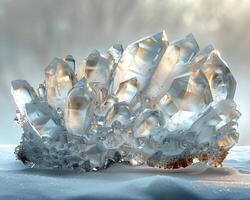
[0,0,249,144]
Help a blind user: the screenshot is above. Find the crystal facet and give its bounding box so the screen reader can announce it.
[12,30,240,171]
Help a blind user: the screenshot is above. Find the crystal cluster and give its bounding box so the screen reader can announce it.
[12,31,240,171]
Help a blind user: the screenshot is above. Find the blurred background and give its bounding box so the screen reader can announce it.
[0,0,249,145]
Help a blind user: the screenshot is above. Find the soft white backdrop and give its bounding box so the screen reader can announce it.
[0,0,249,144]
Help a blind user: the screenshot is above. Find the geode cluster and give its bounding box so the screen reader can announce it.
[12,31,240,171]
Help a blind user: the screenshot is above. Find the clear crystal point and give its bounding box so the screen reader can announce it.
[65,78,94,136]
[11,80,38,115]
[45,57,75,110]
[133,109,164,138]
[113,31,168,95]
[83,49,114,92]
[201,50,236,102]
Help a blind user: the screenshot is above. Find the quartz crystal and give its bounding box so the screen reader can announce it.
[12,30,240,171]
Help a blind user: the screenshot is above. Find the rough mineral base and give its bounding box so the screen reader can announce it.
[11,30,240,171]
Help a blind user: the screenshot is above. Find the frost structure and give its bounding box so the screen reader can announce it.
[12,31,240,171]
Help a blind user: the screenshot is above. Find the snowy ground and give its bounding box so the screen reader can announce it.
[0,145,250,200]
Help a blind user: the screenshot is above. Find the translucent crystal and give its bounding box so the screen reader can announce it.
[84,50,111,88]
[85,139,107,168]
[115,78,138,104]
[11,80,38,115]
[45,57,75,110]
[113,31,168,96]
[12,30,240,171]
[133,109,164,138]
[105,103,131,127]
[108,44,123,64]
[103,126,125,149]
[97,96,117,120]
[201,50,236,102]
[159,70,213,131]
[145,33,199,101]
[15,122,47,165]
[37,83,46,101]
[25,101,63,137]
[65,78,94,136]
[64,55,75,72]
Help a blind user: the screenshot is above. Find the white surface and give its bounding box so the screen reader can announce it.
[0,145,250,200]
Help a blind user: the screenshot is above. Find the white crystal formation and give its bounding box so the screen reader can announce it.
[12,30,240,171]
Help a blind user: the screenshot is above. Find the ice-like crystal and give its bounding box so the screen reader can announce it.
[25,101,63,137]
[65,78,94,136]
[11,80,38,115]
[113,31,168,96]
[84,50,112,89]
[115,78,138,104]
[45,57,75,110]
[12,30,240,171]
[75,47,122,104]
[145,33,199,102]
[133,109,164,138]
[37,83,47,101]
[64,55,75,72]
[201,50,236,102]
[105,103,131,127]
[108,44,123,64]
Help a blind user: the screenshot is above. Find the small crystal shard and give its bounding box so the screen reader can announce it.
[133,109,164,138]
[12,30,240,172]
[64,55,75,72]
[37,83,47,101]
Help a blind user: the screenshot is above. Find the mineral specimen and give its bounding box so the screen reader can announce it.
[12,30,240,171]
